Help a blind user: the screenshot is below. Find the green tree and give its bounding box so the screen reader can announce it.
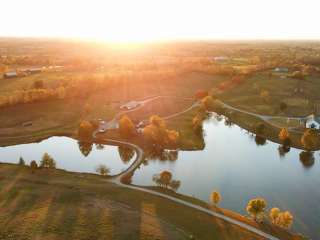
[246,198,267,221]
[40,153,56,169]
[18,156,25,166]
[119,115,136,138]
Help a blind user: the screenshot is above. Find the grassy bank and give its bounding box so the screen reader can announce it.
[1,163,267,240]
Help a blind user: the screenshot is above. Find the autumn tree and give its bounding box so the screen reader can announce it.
[143,115,179,148]
[78,120,94,140]
[119,115,136,138]
[30,160,38,173]
[269,208,281,224]
[118,146,135,163]
[95,164,110,176]
[40,153,56,169]
[246,198,267,222]
[279,128,290,146]
[210,191,222,206]
[277,211,294,229]
[301,128,319,151]
[194,90,208,100]
[201,96,214,110]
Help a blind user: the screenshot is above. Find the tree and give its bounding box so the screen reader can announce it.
[40,153,56,169]
[277,211,294,229]
[269,208,281,224]
[301,129,318,151]
[18,156,25,166]
[192,116,203,135]
[201,96,214,110]
[78,120,94,140]
[246,198,267,221]
[95,164,110,176]
[279,128,290,146]
[194,90,208,100]
[143,115,179,148]
[152,170,180,191]
[30,160,38,173]
[210,191,222,206]
[119,115,135,138]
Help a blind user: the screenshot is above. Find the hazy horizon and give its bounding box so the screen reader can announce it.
[1,0,320,42]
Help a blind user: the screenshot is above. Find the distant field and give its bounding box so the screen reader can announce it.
[219,71,320,116]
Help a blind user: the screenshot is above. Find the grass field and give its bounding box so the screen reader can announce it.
[219,71,320,116]
[0,163,271,240]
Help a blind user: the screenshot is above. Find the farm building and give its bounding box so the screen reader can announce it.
[3,71,18,78]
[213,56,229,63]
[120,101,140,110]
[273,67,289,73]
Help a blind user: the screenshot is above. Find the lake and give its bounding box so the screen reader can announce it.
[0,116,319,238]
[131,115,320,239]
[0,136,136,175]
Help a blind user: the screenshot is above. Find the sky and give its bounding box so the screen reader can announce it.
[1,0,320,42]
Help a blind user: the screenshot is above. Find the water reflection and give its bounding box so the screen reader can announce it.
[299,151,315,169]
[254,135,267,146]
[78,141,93,157]
[118,146,135,163]
[131,117,320,238]
[0,137,136,175]
[278,145,291,158]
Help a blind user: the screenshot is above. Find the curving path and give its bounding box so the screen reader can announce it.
[93,96,280,240]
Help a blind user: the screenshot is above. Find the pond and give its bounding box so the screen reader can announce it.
[0,136,136,175]
[131,115,320,239]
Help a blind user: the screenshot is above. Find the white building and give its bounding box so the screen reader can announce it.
[3,71,18,78]
[305,114,320,129]
[120,101,140,110]
[273,67,289,73]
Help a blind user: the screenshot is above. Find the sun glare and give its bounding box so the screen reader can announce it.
[1,0,320,42]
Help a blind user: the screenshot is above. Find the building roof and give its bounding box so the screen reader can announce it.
[4,71,18,77]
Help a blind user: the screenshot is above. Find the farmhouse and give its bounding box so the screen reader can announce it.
[273,67,289,73]
[3,71,18,78]
[120,101,140,110]
[213,56,229,63]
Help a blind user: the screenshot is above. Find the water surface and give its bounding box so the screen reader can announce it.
[131,116,320,238]
[0,136,136,175]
